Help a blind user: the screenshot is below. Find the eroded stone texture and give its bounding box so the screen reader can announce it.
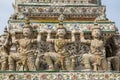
[0,0,119,72]
[81,23,108,71]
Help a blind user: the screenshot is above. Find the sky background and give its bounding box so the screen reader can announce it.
[0,0,120,34]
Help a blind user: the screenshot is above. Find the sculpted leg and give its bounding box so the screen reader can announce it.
[1,57,8,70]
[35,56,47,70]
[8,55,15,70]
[45,52,60,70]
[82,54,91,70]
[8,54,20,71]
[71,57,76,70]
[101,58,108,71]
[112,57,120,71]
[64,58,71,70]
[35,56,40,70]
[44,53,54,70]
[27,56,36,71]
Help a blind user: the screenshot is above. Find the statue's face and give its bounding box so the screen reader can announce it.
[58,74,63,79]
[9,76,15,80]
[92,29,101,38]
[57,28,66,38]
[23,28,32,37]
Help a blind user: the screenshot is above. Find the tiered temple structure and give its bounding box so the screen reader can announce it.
[0,0,120,79]
[10,0,116,34]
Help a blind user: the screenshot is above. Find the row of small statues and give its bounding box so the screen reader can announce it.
[0,20,110,71]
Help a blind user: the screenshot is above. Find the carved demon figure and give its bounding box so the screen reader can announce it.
[81,23,108,71]
[44,23,76,70]
[105,34,120,71]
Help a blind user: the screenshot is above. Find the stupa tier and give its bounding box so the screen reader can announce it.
[9,0,117,36]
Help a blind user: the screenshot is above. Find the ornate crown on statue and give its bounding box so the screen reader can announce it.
[23,17,32,29]
[92,21,101,30]
[57,14,66,31]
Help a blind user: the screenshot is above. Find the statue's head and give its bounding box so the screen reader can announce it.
[22,18,33,37]
[92,23,102,39]
[57,74,63,79]
[56,22,67,38]
[9,74,15,80]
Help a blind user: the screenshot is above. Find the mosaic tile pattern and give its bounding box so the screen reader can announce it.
[0,72,119,80]
[9,22,116,32]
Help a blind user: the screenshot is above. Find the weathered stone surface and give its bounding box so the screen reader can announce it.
[0,0,119,72]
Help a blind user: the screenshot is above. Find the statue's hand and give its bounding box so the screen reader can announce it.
[47,30,52,34]
[80,31,84,37]
[38,30,44,34]
[70,55,78,59]
[72,30,76,34]
[38,54,44,57]
[6,32,10,39]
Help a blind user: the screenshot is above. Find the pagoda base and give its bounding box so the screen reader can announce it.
[0,71,119,80]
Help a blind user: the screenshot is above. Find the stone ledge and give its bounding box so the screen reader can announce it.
[0,71,119,80]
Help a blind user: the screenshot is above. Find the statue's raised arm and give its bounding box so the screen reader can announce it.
[80,31,91,44]
[46,30,55,43]
[81,22,108,71]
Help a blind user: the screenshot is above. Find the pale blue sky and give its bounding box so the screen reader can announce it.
[0,0,120,34]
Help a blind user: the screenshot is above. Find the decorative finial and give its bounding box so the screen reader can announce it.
[23,17,32,29]
[25,17,30,25]
[94,21,98,26]
[58,14,65,22]
[92,21,100,30]
[57,21,66,31]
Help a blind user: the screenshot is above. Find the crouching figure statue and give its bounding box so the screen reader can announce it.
[44,22,76,70]
[80,23,108,71]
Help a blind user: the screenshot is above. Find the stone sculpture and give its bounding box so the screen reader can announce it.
[0,0,119,74]
[44,22,76,70]
[0,28,12,70]
[0,21,119,71]
[81,23,108,71]
[9,18,41,71]
[105,34,120,71]
[0,19,119,72]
